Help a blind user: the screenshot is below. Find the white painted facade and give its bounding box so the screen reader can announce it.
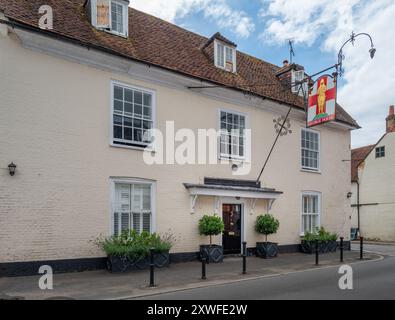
[0,23,353,264]
[351,132,395,241]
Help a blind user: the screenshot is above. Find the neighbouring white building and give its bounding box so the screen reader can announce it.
[351,106,395,241]
[0,0,358,276]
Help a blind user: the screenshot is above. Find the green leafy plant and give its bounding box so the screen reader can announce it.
[255,214,280,243]
[96,230,175,260]
[198,215,224,246]
[302,227,338,242]
[149,232,174,252]
[302,230,318,241]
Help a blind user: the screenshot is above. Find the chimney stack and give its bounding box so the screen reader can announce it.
[386,105,395,133]
[283,59,289,67]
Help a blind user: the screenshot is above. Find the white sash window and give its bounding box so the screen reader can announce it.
[301,192,321,235]
[301,128,320,171]
[216,42,225,68]
[220,110,246,159]
[112,82,154,148]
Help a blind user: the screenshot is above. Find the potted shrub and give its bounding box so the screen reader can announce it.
[198,214,224,263]
[300,230,319,254]
[97,230,174,273]
[255,214,280,258]
[300,227,338,254]
[319,228,338,253]
[149,232,174,268]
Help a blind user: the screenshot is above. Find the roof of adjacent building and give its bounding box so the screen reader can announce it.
[0,0,359,128]
[351,144,375,182]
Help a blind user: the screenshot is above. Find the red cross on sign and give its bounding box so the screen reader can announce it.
[307,75,337,127]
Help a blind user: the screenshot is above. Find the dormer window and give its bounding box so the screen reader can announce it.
[215,40,236,73]
[88,0,129,37]
[292,69,308,96]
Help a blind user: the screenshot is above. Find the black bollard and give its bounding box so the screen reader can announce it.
[315,240,319,265]
[149,248,155,287]
[340,237,344,262]
[201,256,207,280]
[242,241,247,274]
[360,236,364,260]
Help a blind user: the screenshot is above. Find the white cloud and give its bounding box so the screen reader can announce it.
[202,1,255,38]
[259,0,395,147]
[131,0,255,38]
[131,0,200,22]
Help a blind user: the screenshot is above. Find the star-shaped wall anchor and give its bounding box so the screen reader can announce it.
[273,116,292,136]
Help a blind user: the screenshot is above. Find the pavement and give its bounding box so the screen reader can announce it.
[351,241,395,256]
[0,250,380,300]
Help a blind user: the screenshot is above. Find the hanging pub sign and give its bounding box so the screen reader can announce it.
[307,75,337,127]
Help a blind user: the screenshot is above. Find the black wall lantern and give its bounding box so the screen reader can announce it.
[347,192,352,199]
[8,162,16,176]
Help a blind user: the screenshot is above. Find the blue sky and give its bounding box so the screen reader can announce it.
[132,0,395,148]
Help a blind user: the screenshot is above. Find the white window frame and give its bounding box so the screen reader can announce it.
[301,127,320,172]
[300,191,321,236]
[218,108,247,161]
[110,178,156,236]
[214,39,236,73]
[375,146,385,158]
[109,0,129,37]
[292,69,308,96]
[91,0,129,37]
[110,80,156,151]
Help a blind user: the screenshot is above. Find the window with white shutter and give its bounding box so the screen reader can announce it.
[113,183,152,236]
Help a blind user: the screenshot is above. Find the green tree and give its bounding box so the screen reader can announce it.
[198,215,224,246]
[255,214,280,244]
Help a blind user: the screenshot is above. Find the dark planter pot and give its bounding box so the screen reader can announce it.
[326,240,338,253]
[320,241,330,253]
[300,240,337,254]
[199,245,223,263]
[153,251,171,268]
[256,242,278,259]
[107,251,170,273]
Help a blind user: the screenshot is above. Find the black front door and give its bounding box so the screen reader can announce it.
[222,204,242,254]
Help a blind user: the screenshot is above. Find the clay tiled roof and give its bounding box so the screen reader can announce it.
[0,0,359,128]
[351,145,375,182]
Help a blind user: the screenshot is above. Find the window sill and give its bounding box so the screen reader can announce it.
[219,155,247,163]
[104,29,128,39]
[110,142,155,152]
[300,168,321,174]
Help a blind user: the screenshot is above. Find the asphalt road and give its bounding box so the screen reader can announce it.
[139,247,395,300]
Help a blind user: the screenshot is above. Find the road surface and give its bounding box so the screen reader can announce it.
[137,246,395,300]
